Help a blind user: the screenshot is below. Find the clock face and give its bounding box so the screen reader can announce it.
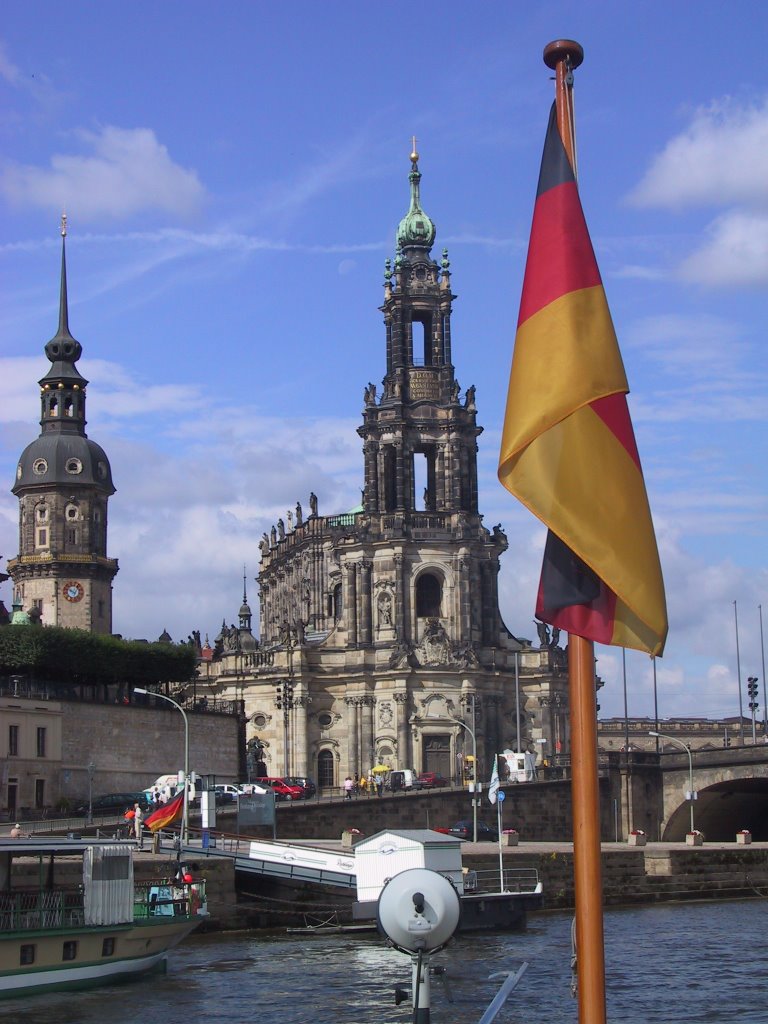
[63,581,84,603]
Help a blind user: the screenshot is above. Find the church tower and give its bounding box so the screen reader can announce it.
[210,149,568,786]
[8,219,118,634]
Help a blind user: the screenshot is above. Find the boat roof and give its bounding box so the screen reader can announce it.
[0,837,130,857]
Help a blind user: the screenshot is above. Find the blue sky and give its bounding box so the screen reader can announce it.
[1,2,766,721]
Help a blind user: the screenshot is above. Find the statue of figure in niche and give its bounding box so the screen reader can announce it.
[378,591,393,627]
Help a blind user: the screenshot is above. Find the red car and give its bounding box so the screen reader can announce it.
[261,778,304,801]
[417,772,449,789]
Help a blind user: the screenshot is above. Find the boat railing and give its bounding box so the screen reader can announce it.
[133,877,207,919]
[464,867,540,895]
[0,886,85,931]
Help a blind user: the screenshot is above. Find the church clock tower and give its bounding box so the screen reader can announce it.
[8,219,118,634]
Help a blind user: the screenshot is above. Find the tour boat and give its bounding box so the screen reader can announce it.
[0,835,206,998]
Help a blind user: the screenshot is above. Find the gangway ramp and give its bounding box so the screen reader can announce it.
[176,836,358,889]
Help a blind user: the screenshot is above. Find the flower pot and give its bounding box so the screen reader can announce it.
[627,833,646,847]
[502,833,519,847]
[736,832,752,845]
[686,833,703,846]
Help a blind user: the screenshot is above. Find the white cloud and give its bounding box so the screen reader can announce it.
[630,97,768,210]
[679,211,768,287]
[628,97,768,287]
[1,126,205,221]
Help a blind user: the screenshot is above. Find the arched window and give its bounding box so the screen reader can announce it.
[416,573,442,617]
[333,582,343,621]
[317,750,335,789]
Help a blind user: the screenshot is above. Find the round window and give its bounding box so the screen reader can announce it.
[33,458,48,475]
[65,458,83,475]
[253,713,268,728]
[318,712,333,728]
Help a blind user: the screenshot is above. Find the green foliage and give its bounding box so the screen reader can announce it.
[0,625,197,687]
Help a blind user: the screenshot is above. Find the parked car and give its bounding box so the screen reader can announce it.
[260,778,304,801]
[417,772,449,789]
[284,776,317,799]
[211,784,241,803]
[434,820,499,842]
[74,792,151,817]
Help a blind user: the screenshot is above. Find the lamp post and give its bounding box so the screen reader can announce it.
[87,761,95,826]
[649,730,695,836]
[134,688,189,844]
[450,698,478,844]
[274,680,295,775]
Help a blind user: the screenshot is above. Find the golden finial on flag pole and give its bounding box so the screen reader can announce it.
[60,212,67,237]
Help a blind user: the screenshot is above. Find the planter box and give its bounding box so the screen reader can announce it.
[627,834,647,847]
[686,833,703,847]
[501,833,519,847]
[737,832,752,845]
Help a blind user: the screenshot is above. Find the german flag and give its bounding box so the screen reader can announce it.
[144,790,184,833]
[498,104,667,657]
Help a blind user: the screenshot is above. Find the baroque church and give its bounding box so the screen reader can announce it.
[209,148,569,787]
[7,218,118,634]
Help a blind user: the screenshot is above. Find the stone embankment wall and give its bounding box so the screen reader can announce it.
[466,845,768,910]
[252,781,582,841]
[60,703,240,804]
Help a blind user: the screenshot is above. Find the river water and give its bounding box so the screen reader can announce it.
[5,899,767,1023]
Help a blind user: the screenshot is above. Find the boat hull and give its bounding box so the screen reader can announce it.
[0,917,200,998]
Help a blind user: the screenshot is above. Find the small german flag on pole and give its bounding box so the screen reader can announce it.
[144,791,184,833]
[498,103,667,657]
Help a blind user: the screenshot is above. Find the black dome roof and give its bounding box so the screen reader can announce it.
[13,433,115,495]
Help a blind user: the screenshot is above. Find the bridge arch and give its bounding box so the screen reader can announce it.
[661,778,768,841]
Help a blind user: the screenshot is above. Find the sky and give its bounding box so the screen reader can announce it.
[1,2,766,722]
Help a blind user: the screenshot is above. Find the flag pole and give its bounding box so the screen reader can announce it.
[543,38,608,1024]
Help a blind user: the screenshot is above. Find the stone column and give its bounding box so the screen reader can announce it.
[359,561,373,646]
[344,563,357,646]
[394,441,405,510]
[457,556,471,643]
[293,693,310,777]
[436,443,446,511]
[393,554,405,642]
[394,692,410,769]
[360,696,376,773]
[345,696,359,778]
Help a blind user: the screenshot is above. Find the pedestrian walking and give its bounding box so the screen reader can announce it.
[133,802,144,847]
[343,776,354,800]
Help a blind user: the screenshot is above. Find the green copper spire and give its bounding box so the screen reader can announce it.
[395,137,436,251]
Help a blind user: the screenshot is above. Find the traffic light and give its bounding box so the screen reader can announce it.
[747,676,759,712]
[723,732,731,748]
[275,680,294,710]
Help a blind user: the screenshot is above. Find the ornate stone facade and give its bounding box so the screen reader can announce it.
[209,151,568,785]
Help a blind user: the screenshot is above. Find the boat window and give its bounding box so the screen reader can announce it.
[102,937,115,957]
[62,941,78,961]
[20,944,35,965]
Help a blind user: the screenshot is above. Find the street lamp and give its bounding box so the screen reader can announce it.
[274,680,295,776]
[449,702,478,844]
[87,762,95,826]
[135,688,189,844]
[649,730,695,836]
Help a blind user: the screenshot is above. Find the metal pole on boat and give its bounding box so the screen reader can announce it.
[134,688,190,845]
[542,37,607,1024]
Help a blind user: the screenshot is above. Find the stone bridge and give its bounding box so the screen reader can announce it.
[616,746,768,842]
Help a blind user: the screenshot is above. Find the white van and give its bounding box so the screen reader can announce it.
[389,769,417,792]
